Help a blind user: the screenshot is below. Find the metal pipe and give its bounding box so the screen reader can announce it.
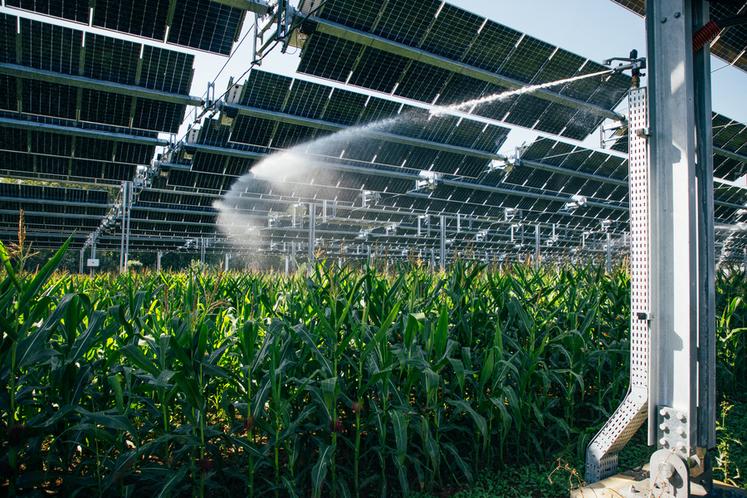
[714,146,747,165]
[694,0,717,454]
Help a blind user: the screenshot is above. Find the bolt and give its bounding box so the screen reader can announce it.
[659,423,669,432]
[661,16,668,23]
[659,408,669,417]
[679,428,687,438]
[676,442,687,452]
[674,11,681,18]
[659,437,669,447]
[660,462,675,479]
[677,412,687,422]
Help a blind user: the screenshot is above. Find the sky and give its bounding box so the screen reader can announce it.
[177,0,747,178]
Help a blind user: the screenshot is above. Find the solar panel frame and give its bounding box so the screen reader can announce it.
[6,0,89,24]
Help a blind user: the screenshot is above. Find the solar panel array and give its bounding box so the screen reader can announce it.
[0,0,745,265]
[298,0,632,141]
[5,0,245,54]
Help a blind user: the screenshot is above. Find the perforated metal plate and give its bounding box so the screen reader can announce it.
[586,88,650,483]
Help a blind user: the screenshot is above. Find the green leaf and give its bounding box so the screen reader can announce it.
[311,443,334,498]
[155,465,188,498]
[448,399,488,444]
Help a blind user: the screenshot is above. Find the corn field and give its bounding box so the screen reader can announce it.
[1,240,745,497]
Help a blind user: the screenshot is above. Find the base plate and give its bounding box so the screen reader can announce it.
[571,470,746,498]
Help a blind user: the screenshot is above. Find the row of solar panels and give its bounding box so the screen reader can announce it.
[4,0,245,54]
[2,60,745,256]
[295,0,631,142]
[0,0,745,262]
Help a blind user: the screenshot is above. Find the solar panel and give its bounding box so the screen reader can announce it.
[239,71,293,110]
[322,89,368,125]
[419,4,483,61]
[20,18,82,74]
[85,33,141,85]
[349,47,408,93]
[167,0,244,55]
[21,79,75,118]
[297,32,360,82]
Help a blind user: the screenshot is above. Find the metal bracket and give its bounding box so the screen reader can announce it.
[650,449,689,497]
[656,406,690,458]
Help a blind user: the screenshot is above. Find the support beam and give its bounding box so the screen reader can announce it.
[534,224,541,267]
[119,181,132,273]
[308,203,316,264]
[714,146,747,165]
[693,0,717,463]
[519,159,628,187]
[0,117,167,146]
[0,196,111,209]
[439,215,446,270]
[157,250,163,272]
[310,18,624,122]
[89,242,97,276]
[605,231,611,272]
[0,63,203,107]
[647,0,709,485]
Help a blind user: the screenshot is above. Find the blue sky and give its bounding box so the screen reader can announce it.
[182,0,746,165]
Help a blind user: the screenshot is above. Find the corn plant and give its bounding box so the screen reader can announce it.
[1,242,745,497]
